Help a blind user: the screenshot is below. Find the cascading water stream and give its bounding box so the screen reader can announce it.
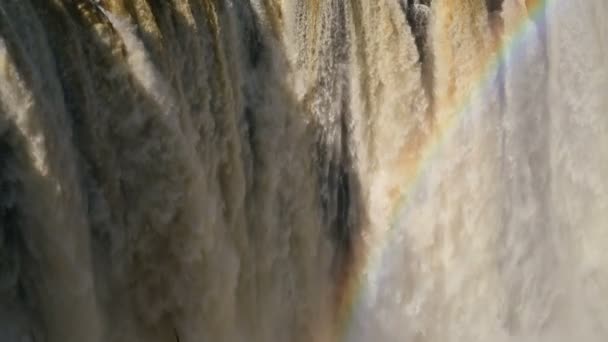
[0,1,606,341]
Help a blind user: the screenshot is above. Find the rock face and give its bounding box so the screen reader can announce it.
[403,0,432,62]
[486,0,505,36]
[0,1,607,342]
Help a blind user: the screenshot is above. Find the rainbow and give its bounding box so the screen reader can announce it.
[333,0,553,340]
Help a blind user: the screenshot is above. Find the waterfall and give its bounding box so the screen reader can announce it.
[0,1,606,341]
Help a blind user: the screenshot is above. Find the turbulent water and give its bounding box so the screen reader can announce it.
[0,0,606,341]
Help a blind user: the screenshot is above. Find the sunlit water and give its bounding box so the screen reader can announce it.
[0,1,606,341]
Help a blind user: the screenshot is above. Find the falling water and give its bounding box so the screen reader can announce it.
[0,1,606,341]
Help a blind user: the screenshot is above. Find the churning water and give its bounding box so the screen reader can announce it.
[0,1,607,341]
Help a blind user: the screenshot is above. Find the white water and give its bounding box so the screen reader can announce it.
[0,1,606,342]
